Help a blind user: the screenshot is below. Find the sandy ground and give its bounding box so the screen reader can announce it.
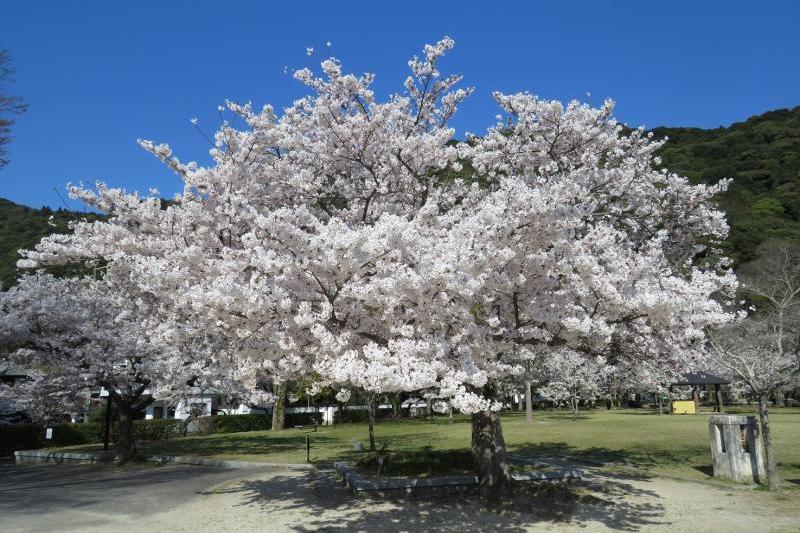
[2,461,798,532]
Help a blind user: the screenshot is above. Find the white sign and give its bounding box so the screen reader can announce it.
[45,427,53,440]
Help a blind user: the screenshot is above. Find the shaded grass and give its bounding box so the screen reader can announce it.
[354,449,475,477]
[52,407,800,485]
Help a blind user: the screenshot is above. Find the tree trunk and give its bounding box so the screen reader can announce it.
[367,396,376,452]
[657,393,663,415]
[517,392,523,411]
[757,395,780,489]
[571,397,578,420]
[471,410,512,495]
[774,390,786,408]
[391,393,400,419]
[524,380,534,424]
[448,404,454,424]
[116,407,136,464]
[714,384,724,413]
[271,382,287,431]
[692,387,700,415]
[667,390,674,414]
[426,398,433,420]
[337,402,343,425]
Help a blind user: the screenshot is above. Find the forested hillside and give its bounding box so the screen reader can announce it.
[0,199,103,288]
[654,106,800,264]
[1,106,798,287]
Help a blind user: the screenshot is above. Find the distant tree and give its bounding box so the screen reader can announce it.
[0,50,28,169]
[538,351,613,419]
[708,241,800,490]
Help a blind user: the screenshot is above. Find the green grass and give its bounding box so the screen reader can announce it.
[54,407,800,485]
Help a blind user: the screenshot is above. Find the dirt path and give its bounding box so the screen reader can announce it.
[74,466,799,533]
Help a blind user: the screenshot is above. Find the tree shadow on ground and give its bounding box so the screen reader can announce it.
[136,432,340,459]
[0,462,245,518]
[510,441,707,472]
[611,410,673,416]
[535,413,593,421]
[200,454,673,532]
[693,465,714,477]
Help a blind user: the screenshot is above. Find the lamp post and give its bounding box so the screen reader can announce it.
[100,387,111,451]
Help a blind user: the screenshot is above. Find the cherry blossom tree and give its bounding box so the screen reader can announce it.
[19,38,736,490]
[538,351,612,419]
[708,242,800,489]
[0,274,184,461]
[614,360,681,414]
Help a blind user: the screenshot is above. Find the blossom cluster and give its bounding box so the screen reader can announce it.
[15,38,736,414]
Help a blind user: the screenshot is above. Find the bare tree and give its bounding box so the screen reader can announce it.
[0,50,28,169]
[708,241,800,490]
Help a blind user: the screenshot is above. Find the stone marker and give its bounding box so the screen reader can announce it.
[708,414,766,483]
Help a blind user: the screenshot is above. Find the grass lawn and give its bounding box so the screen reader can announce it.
[54,407,800,485]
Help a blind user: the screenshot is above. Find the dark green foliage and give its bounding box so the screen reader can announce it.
[284,411,323,427]
[0,414,275,455]
[0,422,105,454]
[132,418,185,441]
[355,449,475,477]
[0,424,42,454]
[654,106,800,265]
[195,413,272,435]
[0,198,105,288]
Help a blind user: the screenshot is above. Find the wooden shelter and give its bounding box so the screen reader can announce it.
[673,371,730,414]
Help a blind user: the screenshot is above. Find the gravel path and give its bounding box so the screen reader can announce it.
[1,460,797,532]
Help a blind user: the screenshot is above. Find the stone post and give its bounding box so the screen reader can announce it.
[708,414,766,483]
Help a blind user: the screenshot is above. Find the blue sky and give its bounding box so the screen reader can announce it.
[1,0,798,209]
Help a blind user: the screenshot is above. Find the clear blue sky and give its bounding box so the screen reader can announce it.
[1,0,798,209]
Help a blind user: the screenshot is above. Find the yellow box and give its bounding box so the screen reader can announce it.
[672,400,696,414]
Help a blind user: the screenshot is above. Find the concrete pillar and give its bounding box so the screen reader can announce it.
[708,414,766,483]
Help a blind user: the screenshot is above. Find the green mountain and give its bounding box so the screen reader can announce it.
[654,106,800,264]
[1,106,799,286]
[0,198,104,288]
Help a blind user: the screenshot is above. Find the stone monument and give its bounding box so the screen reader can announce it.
[708,414,766,483]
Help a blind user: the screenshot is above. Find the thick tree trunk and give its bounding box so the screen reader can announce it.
[714,384,724,413]
[391,393,401,419]
[657,393,663,415]
[524,380,534,424]
[571,397,578,420]
[471,410,512,494]
[757,395,780,490]
[367,396,376,452]
[692,387,700,415]
[426,398,433,420]
[448,405,454,424]
[272,382,287,431]
[116,408,136,464]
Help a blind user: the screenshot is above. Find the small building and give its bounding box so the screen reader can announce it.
[144,388,266,420]
[673,371,730,414]
[0,361,27,386]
